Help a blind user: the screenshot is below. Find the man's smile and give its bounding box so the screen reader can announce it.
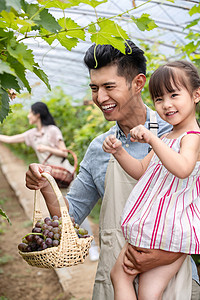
[101,103,117,112]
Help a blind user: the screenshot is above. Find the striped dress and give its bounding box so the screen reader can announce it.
[121,131,200,254]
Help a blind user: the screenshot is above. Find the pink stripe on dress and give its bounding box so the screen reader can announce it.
[159,179,180,250]
[151,176,175,248]
[122,164,160,226]
[136,167,166,246]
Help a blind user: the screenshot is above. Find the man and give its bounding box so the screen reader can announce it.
[26,41,200,299]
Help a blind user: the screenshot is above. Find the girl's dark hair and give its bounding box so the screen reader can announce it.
[31,102,56,126]
[149,60,200,100]
[84,40,146,85]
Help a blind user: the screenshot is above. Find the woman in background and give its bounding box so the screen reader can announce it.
[0,102,70,167]
[0,101,99,261]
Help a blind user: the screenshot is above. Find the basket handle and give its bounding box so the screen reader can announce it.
[43,149,78,175]
[33,190,43,224]
[41,172,68,210]
[33,172,69,224]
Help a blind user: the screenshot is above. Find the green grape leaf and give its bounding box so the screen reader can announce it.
[34,8,61,33]
[40,27,57,45]
[88,23,96,33]
[37,0,81,10]
[8,56,31,92]
[0,88,10,123]
[17,19,37,34]
[5,0,22,12]
[16,18,35,27]
[189,4,200,16]
[0,0,6,12]
[33,64,51,90]
[185,31,200,41]
[25,2,40,19]
[58,17,85,40]
[57,33,78,50]
[0,60,15,75]
[185,18,200,29]
[184,41,199,53]
[0,208,11,224]
[98,18,129,38]
[7,40,35,71]
[0,11,35,33]
[0,73,20,91]
[80,0,107,8]
[0,19,8,29]
[19,0,27,12]
[89,19,129,53]
[131,14,157,31]
[0,10,18,30]
[91,34,127,54]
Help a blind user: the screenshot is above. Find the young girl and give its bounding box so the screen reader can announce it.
[102,61,200,299]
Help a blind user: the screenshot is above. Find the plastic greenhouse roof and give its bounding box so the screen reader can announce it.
[16,0,200,106]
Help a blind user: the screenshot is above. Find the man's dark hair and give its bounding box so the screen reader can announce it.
[84,40,146,84]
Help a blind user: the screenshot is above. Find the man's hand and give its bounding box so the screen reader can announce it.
[123,244,182,273]
[25,163,51,190]
[26,163,64,217]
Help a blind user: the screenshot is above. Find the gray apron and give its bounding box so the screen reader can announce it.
[92,155,137,299]
[92,111,192,299]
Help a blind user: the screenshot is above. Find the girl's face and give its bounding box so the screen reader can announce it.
[154,84,199,128]
[27,110,40,125]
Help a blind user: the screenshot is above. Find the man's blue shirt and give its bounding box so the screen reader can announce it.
[67,107,171,224]
[66,106,199,284]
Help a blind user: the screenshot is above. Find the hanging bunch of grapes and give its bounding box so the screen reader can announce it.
[18,215,89,253]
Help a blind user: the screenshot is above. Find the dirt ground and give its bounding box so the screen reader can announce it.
[0,145,199,300]
[0,164,99,300]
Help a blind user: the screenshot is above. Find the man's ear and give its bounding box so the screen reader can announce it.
[132,73,146,94]
[193,87,200,104]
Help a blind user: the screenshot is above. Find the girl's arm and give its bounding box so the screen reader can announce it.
[0,133,25,143]
[102,134,153,180]
[131,125,200,179]
[37,140,68,158]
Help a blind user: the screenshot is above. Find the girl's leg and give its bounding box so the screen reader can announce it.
[111,243,138,300]
[138,253,187,300]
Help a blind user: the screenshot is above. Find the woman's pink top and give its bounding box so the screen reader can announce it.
[22,125,63,164]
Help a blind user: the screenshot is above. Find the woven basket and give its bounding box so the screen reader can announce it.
[19,172,93,268]
[43,149,78,188]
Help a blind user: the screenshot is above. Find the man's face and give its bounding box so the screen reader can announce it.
[89,65,137,123]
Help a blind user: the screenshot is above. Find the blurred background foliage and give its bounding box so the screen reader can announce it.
[0,45,200,169]
[0,87,115,168]
[0,48,200,268]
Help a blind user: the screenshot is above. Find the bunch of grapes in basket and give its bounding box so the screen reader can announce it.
[18,215,89,253]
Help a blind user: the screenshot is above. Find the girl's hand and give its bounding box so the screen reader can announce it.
[130,125,153,144]
[102,134,122,154]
